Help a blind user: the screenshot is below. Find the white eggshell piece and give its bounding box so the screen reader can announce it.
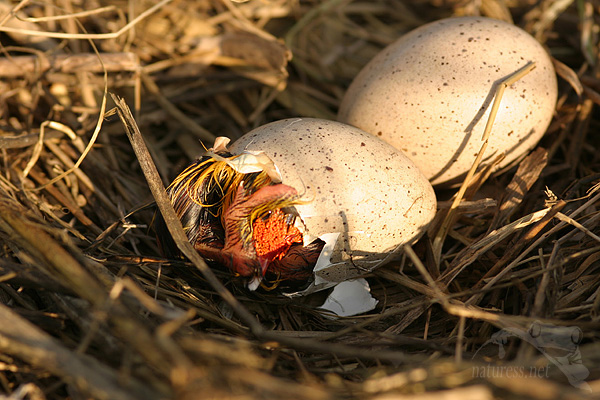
[319,278,378,317]
[338,16,558,186]
[230,118,436,289]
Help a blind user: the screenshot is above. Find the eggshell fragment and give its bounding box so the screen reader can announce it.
[320,278,378,317]
[338,16,558,186]
[230,118,437,290]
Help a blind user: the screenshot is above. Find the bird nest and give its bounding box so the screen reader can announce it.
[0,1,599,399]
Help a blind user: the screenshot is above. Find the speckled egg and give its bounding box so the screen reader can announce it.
[338,16,558,186]
[230,118,436,286]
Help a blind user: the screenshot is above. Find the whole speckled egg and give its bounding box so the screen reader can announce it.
[338,16,558,186]
[230,118,436,287]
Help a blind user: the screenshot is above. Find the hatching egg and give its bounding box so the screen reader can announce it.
[338,16,558,186]
[230,118,436,287]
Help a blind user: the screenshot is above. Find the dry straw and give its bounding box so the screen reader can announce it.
[0,0,598,399]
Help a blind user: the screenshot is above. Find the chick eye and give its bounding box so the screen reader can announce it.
[260,211,272,221]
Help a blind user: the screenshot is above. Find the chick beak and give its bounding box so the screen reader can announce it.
[247,275,262,291]
[259,256,270,276]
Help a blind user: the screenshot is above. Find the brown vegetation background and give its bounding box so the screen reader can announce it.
[0,0,598,399]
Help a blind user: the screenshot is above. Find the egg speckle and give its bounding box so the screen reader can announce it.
[338,16,558,186]
[230,118,437,280]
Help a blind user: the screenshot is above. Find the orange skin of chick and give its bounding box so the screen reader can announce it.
[194,182,299,281]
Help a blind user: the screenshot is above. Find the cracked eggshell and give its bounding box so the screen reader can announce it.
[338,16,558,186]
[230,118,436,289]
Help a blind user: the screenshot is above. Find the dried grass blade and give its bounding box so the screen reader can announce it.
[440,207,552,286]
[492,147,548,228]
[432,63,537,265]
[110,94,262,335]
[0,303,161,400]
[0,0,172,39]
[140,73,216,142]
[0,198,174,381]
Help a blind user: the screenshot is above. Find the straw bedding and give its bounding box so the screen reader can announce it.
[0,1,598,399]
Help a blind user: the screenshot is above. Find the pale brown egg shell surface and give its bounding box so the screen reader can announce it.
[338,16,558,186]
[229,118,437,284]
